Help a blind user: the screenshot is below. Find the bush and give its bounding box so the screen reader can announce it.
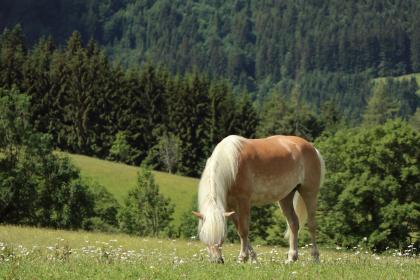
[316,120,420,250]
[90,184,120,231]
[0,87,116,231]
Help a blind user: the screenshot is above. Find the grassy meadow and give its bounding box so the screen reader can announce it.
[66,154,199,226]
[0,225,418,279]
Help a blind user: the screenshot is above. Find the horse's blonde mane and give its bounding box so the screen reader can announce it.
[197,135,245,245]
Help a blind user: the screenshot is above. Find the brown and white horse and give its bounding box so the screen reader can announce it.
[193,135,325,263]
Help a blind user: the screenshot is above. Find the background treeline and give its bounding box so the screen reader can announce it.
[0,27,260,177]
[1,26,419,176]
[2,0,420,91]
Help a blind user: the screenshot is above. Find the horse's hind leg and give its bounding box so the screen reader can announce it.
[299,190,320,262]
[279,190,299,262]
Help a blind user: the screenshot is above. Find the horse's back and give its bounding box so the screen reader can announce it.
[239,135,316,164]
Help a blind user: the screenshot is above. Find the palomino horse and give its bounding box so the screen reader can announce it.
[193,135,325,263]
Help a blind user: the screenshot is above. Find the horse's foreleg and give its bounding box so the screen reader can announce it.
[279,190,299,263]
[231,200,254,263]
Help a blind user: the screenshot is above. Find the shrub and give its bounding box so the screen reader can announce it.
[0,87,115,231]
[118,166,174,237]
[316,120,420,250]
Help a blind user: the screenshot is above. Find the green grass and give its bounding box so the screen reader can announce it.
[0,225,418,279]
[66,154,199,226]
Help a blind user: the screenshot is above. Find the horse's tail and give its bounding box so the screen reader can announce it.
[285,148,325,239]
[198,135,245,245]
[316,148,326,190]
[285,192,307,239]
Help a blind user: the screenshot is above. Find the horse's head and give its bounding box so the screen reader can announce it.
[193,210,235,263]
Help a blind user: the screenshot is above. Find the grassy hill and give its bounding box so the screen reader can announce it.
[375,72,420,84]
[0,225,418,279]
[374,73,420,95]
[66,154,199,227]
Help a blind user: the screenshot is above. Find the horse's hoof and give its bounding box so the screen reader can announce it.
[285,258,297,264]
[237,255,249,263]
[211,257,224,264]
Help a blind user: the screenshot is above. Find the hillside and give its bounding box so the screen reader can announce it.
[2,0,420,89]
[67,154,199,226]
[1,225,419,279]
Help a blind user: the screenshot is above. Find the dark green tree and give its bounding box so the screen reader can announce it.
[167,73,211,176]
[0,25,27,89]
[89,184,120,232]
[233,91,259,138]
[208,81,237,144]
[22,36,56,133]
[410,11,420,72]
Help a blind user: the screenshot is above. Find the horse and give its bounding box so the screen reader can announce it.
[192,135,325,263]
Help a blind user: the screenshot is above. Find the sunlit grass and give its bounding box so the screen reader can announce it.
[66,153,199,226]
[0,225,419,279]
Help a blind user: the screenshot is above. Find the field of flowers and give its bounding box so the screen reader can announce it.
[0,225,418,279]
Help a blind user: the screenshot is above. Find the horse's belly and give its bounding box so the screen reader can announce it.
[250,175,301,205]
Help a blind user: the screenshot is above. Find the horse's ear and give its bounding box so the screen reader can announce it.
[224,211,235,218]
[192,211,203,219]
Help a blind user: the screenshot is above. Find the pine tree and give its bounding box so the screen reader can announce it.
[119,67,148,164]
[208,80,236,145]
[363,81,400,126]
[256,92,291,137]
[0,25,27,89]
[167,73,211,176]
[118,166,174,236]
[22,36,56,133]
[233,91,258,138]
[410,19,420,72]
